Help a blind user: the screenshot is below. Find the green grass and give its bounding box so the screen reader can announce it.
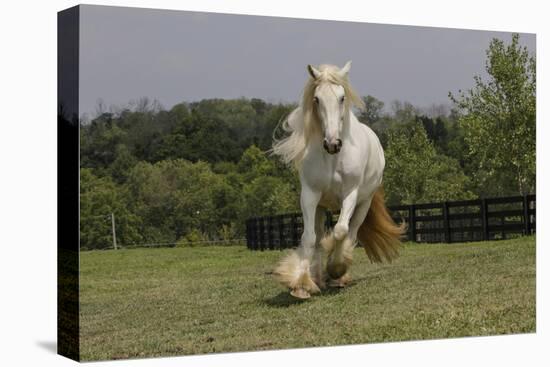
[79,236,536,361]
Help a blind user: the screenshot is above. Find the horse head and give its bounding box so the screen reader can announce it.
[306,61,353,154]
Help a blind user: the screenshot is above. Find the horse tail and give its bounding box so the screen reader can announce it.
[357,187,406,263]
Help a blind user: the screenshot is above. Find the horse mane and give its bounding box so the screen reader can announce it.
[272,64,365,168]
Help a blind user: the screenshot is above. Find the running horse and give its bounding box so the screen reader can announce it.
[272,61,405,299]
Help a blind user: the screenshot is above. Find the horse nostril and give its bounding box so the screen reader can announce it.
[323,139,329,151]
[336,139,342,148]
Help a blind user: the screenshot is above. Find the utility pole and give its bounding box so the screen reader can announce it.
[111,213,118,250]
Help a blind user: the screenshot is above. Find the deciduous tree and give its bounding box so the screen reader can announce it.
[450,34,536,195]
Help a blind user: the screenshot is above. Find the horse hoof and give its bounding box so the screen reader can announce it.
[327,263,347,279]
[290,288,311,299]
[328,279,345,288]
[328,273,351,288]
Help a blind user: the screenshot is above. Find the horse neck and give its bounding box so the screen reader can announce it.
[341,109,355,141]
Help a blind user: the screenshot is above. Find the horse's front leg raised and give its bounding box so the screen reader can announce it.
[274,185,321,299]
[323,189,358,285]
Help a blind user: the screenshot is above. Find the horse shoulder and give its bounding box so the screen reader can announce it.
[300,150,331,191]
[351,120,385,193]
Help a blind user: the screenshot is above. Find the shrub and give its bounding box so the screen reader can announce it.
[176,229,209,247]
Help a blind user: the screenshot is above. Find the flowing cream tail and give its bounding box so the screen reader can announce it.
[357,187,406,263]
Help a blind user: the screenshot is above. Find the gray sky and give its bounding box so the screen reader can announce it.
[80,5,535,118]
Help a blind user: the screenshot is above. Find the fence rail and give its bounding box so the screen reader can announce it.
[80,238,246,251]
[245,194,536,250]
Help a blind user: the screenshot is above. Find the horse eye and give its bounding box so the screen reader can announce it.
[340,96,345,104]
[313,96,319,104]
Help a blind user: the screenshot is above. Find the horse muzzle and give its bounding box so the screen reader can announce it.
[323,138,342,154]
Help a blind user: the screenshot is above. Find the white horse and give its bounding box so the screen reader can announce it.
[272,61,404,299]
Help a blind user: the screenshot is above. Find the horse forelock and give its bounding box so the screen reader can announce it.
[302,65,365,115]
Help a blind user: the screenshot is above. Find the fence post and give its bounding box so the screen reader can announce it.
[267,216,273,249]
[442,202,451,243]
[244,218,252,249]
[247,218,256,250]
[255,217,261,250]
[523,194,531,235]
[259,217,265,251]
[251,219,256,250]
[111,213,118,250]
[408,204,416,242]
[289,214,296,247]
[278,215,285,250]
[530,195,536,233]
[250,218,258,250]
[480,199,489,240]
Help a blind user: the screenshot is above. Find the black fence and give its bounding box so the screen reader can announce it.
[245,194,536,250]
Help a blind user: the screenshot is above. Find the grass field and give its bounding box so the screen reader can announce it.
[79,236,536,361]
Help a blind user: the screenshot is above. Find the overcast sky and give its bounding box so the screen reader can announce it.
[79,5,535,118]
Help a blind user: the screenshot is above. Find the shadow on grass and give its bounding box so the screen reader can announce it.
[264,277,366,307]
[264,292,308,307]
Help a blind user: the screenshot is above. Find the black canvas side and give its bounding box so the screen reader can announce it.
[57,5,80,362]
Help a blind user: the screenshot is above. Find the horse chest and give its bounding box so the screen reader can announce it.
[318,172,345,210]
[327,168,345,188]
[303,155,362,210]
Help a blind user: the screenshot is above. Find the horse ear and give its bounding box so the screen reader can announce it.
[307,64,321,79]
[338,60,352,77]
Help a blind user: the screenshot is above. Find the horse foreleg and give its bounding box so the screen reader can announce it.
[326,236,354,282]
[311,206,327,290]
[330,200,371,287]
[274,186,321,299]
[327,198,373,287]
[326,189,358,280]
[333,189,358,241]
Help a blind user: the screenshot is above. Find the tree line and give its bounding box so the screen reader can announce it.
[80,34,535,249]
